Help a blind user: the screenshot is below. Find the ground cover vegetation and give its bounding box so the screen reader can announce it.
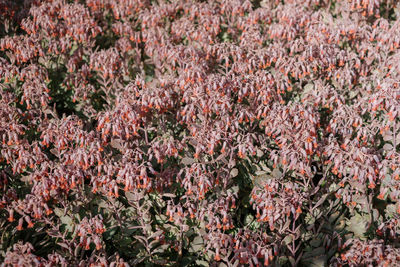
[1,0,400,266]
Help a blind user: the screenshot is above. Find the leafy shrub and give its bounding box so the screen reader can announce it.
[1,0,400,266]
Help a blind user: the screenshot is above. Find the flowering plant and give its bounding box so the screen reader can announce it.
[1,0,400,266]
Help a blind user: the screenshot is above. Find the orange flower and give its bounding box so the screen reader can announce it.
[17,218,23,231]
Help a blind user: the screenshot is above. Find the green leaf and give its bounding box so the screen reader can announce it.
[152,244,170,254]
[304,83,314,93]
[252,173,270,188]
[195,260,209,267]
[309,236,323,248]
[383,133,393,141]
[383,143,393,151]
[181,157,196,165]
[346,213,369,239]
[349,90,358,99]
[181,256,197,266]
[385,204,397,218]
[227,185,239,194]
[230,168,238,177]
[54,208,74,232]
[244,214,254,226]
[104,226,119,240]
[312,193,329,211]
[189,236,203,253]
[283,235,293,245]
[271,168,282,178]
[301,254,327,267]
[303,247,325,258]
[162,193,176,198]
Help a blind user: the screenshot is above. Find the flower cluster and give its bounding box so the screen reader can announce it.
[1,0,400,266]
[333,239,400,266]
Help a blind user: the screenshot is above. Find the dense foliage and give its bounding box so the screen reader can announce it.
[1,0,400,266]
